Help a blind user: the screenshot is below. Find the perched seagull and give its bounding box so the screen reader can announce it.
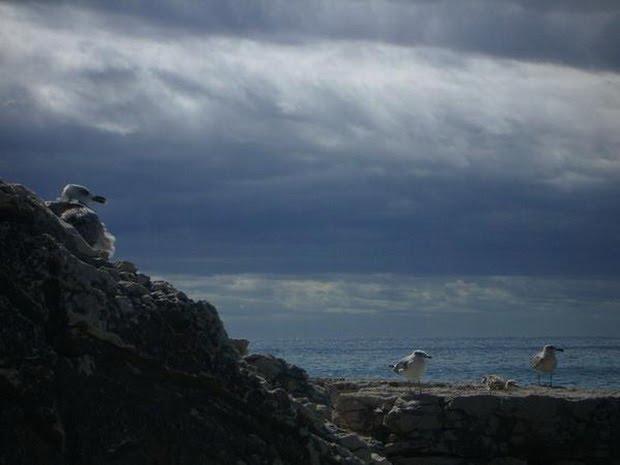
[389,350,432,393]
[481,374,518,392]
[60,184,107,206]
[531,344,564,387]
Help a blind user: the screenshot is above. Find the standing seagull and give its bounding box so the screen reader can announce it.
[531,344,564,387]
[390,350,432,393]
[60,184,107,206]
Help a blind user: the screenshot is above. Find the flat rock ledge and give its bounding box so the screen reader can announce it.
[313,379,620,465]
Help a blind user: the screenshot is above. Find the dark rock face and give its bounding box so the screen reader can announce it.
[244,353,329,405]
[0,182,370,465]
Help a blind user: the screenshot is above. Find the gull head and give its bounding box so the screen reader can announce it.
[543,345,564,354]
[413,350,432,359]
[60,184,107,206]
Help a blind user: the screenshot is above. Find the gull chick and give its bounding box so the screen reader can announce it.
[481,374,518,392]
[389,350,432,393]
[531,344,564,387]
[60,184,107,206]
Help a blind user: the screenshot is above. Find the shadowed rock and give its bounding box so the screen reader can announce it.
[317,379,620,465]
[244,352,329,404]
[0,181,379,465]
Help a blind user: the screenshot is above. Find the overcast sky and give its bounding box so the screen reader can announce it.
[2,0,619,339]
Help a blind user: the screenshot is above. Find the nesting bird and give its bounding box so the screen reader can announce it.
[389,350,432,393]
[531,344,564,387]
[47,184,115,258]
[481,374,518,392]
[60,184,107,206]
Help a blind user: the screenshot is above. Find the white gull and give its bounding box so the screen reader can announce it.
[389,350,432,393]
[531,344,564,387]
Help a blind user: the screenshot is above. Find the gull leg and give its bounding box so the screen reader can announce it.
[550,372,553,387]
[418,380,422,394]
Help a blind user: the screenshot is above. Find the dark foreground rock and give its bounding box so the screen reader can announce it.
[0,182,376,465]
[317,379,620,465]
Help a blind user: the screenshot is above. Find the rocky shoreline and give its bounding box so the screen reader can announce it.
[315,379,620,465]
[243,352,620,465]
[1,181,619,465]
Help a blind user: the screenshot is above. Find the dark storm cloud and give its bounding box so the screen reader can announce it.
[15,0,620,71]
[4,119,619,278]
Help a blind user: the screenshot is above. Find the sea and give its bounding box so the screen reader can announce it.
[251,337,620,391]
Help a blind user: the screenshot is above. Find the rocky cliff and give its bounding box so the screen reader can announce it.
[0,182,375,465]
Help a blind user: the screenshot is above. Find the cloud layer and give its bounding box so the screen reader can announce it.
[15,0,620,70]
[162,273,620,338]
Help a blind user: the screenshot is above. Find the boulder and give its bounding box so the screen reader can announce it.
[230,338,250,356]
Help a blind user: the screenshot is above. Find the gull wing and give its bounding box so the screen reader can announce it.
[530,352,544,369]
[391,354,414,373]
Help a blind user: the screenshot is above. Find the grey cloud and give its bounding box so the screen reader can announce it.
[10,0,620,70]
[2,121,619,277]
[3,8,618,167]
[160,273,620,338]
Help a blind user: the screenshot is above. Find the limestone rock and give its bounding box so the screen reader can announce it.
[244,352,329,404]
[231,338,250,356]
[383,396,443,435]
[322,379,620,464]
[333,392,395,435]
[114,260,138,273]
[0,181,366,465]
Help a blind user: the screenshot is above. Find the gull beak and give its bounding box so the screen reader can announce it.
[426,354,433,359]
[555,347,564,352]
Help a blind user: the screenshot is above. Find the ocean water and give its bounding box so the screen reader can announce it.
[251,337,620,391]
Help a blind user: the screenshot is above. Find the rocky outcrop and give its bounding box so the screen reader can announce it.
[240,352,389,464]
[244,353,329,405]
[319,380,620,465]
[0,182,378,465]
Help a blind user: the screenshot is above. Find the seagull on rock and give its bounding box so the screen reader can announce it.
[389,350,432,393]
[60,184,107,206]
[531,344,564,387]
[49,184,115,258]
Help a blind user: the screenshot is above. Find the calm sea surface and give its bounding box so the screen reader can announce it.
[251,337,620,391]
